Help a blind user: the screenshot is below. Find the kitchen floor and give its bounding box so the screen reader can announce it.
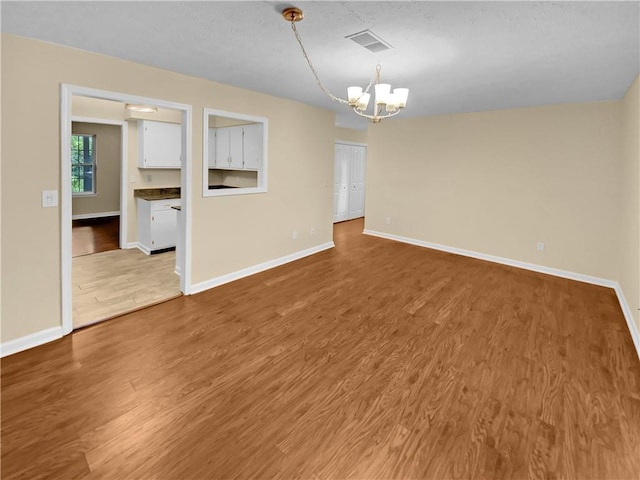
[72,249,181,329]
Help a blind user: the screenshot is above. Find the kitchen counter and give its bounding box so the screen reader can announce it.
[134,187,180,200]
[208,184,238,190]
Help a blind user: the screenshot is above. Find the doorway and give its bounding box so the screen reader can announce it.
[334,142,367,223]
[60,85,192,335]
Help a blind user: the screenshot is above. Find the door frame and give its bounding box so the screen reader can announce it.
[60,84,193,335]
[334,141,368,223]
[71,116,127,248]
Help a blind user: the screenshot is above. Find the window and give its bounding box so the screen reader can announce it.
[71,134,96,195]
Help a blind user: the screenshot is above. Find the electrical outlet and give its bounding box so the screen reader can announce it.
[310,228,316,236]
[537,242,545,252]
[146,174,152,183]
[292,230,298,240]
[385,216,392,225]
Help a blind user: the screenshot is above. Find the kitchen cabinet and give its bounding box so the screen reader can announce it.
[242,123,263,170]
[138,120,182,169]
[137,198,180,254]
[333,143,366,223]
[210,124,263,170]
[214,127,243,169]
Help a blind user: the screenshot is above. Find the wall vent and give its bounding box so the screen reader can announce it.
[345,30,392,53]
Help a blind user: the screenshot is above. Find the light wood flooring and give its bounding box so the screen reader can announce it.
[3,218,640,479]
[72,248,181,329]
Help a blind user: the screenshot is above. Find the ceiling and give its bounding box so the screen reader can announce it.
[2,1,639,130]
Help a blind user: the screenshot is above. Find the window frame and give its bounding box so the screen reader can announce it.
[202,108,268,198]
[70,133,97,197]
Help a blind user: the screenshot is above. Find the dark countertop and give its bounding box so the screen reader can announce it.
[171,205,182,211]
[208,185,238,190]
[134,187,180,200]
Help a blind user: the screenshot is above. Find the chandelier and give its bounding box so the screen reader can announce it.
[282,7,409,124]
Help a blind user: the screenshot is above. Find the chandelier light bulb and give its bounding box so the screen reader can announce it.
[347,86,363,105]
[357,93,371,111]
[374,83,391,105]
[393,88,409,108]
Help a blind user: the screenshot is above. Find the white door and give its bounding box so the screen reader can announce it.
[348,146,366,219]
[333,144,350,222]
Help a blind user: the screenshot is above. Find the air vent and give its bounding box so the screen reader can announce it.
[345,30,392,53]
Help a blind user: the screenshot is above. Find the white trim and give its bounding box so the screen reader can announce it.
[364,229,640,360]
[71,211,120,220]
[61,84,193,332]
[61,86,73,335]
[71,115,125,126]
[1,327,63,358]
[336,140,368,147]
[613,285,640,360]
[134,242,151,256]
[190,242,335,295]
[202,107,269,198]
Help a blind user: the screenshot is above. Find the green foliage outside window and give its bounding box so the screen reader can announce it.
[71,134,95,194]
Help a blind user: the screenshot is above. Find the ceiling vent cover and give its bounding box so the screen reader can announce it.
[345,30,392,53]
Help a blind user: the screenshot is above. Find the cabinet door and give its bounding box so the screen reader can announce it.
[140,121,181,168]
[228,127,244,169]
[242,124,263,170]
[348,146,366,219]
[333,144,350,223]
[208,128,217,168]
[214,127,230,169]
[150,208,178,250]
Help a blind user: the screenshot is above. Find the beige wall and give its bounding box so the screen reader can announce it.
[621,76,640,332]
[71,122,121,216]
[366,101,623,281]
[335,126,367,144]
[1,33,334,343]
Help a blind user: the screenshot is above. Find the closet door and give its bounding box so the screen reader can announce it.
[333,144,350,222]
[348,146,366,219]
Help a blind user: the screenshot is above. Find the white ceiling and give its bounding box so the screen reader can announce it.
[2,1,639,130]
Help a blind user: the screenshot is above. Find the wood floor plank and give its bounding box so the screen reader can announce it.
[2,218,639,479]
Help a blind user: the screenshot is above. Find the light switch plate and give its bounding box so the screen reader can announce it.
[42,190,58,208]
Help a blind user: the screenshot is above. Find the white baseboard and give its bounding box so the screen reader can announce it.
[1,326,63,358]
[613,285,640,360]
[72,211,120,220]
[364,229,640,360]
[190,241,335,295]
[132,242,151,255]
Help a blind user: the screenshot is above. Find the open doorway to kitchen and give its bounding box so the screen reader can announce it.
[61,86,192,334]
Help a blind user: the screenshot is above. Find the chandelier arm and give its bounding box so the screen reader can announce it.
[290,22,350,105]
[351,106,402,121]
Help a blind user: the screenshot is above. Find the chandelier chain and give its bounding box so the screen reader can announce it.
[290,22,376,104]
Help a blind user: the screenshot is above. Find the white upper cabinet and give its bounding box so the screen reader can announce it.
[207,127,217,168]
[211,124,263,170]
[138,120,181,169]
[242,123,263,170]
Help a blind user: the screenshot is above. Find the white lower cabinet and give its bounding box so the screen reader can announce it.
[137,198,180,253]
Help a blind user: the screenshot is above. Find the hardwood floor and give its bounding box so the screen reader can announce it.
[72,216,120,257]
[72,249,182,329]
[2,218,639,479]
